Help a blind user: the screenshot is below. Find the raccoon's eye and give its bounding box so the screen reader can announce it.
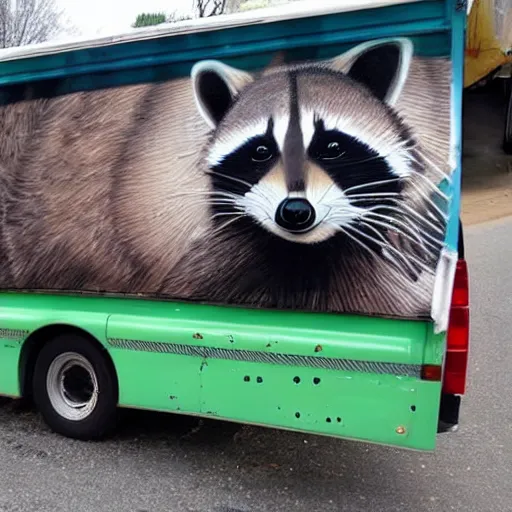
[317,141,344,161]
[251,145,273,163]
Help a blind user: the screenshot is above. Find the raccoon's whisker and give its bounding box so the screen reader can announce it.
[357,222,429,277]
[345,192,401,199]
[329,223,381,261]
[398,215,444,252]
[316,181,339,205]
[418,151,453,182]
[163,189,243,203]
[184,199,241,209]
[206,170,253,190]
[241,193,276,214]
[392,215,445,252]
[211,212,245,219]
[255,183,285,202]
[406,181,450,221]
[365,206,445,251]
[165,190,212,198]
[338,223,413,275]
[343,178,402,195]
[362,210,429,244]
[367,201,445,235]
[369,210,444,253]
[198,196,238,202]
[361,215,437,259]
[210,204,246,212]
[208,202,240,207]
[415,226,444,248]
[205,199,240,206]
[409,171,451,201]
[208,214,245,237]
[209,191,244,200]
[356,220,430,263]
[354,221,388,243]
[334,154,388,167]
[341,221,431,275]
[408,150,452,183]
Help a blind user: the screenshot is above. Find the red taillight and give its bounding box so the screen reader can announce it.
[421,364,443,381]
[443,259,470,395]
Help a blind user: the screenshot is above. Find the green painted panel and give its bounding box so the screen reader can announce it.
[423,326,446,365]
[114,350,441,450]
[0,293,443,449]
[199,360,441,450]
[0,295,110,343]
[106,312,428,366]
[112,349,202,413]
[0,293,432,368]
[0,335,24,397]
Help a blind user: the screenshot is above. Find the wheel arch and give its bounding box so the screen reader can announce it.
[19,323,118,402]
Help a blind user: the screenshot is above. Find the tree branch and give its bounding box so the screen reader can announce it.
[0,0,64,48]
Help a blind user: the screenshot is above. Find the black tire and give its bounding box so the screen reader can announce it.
[32,333,118,440]
[503,80,512,154]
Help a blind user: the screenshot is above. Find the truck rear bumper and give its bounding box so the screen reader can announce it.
[113,346,443,451]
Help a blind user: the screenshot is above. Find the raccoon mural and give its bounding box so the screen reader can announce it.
[0,37,453,318]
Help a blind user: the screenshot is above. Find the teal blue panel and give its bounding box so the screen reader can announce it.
[0,32,452,100]
[445,1,466,251]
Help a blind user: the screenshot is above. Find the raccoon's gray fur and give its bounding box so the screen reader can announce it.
[0,78,211,293]
[0,37,452,317]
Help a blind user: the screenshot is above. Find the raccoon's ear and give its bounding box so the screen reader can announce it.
[191,60,255,128]
[325,38,413,106]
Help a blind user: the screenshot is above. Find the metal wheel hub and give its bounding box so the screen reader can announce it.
[46,352,99,421]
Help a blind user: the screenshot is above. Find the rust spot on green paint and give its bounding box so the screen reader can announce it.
[314,344,323,353]
[193,333,203,340]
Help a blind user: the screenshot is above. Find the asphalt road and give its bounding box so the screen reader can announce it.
[1,217,511,512]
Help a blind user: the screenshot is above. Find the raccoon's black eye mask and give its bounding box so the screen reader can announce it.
[309,119,404,203]
[209,149,277,196]
[210,118,279,193]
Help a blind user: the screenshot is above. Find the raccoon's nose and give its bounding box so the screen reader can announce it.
[275,198,316,233]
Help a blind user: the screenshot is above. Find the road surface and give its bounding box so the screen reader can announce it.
[0,217,511,512]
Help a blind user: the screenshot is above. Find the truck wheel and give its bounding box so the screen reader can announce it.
[32,333,118,440]
[503,81,512,154]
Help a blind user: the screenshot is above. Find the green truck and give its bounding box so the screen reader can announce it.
[0,0,470,451]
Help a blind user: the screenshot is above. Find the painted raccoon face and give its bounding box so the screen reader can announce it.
[192,38,420,245]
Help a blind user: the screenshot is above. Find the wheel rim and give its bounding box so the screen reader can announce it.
[46,352,99,421]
